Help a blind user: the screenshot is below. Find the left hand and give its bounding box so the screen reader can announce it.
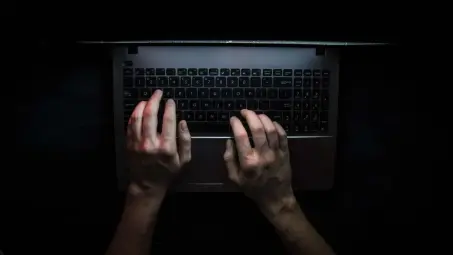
[126,90,191,194]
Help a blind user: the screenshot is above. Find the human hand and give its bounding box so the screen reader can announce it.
[126,90,191,195]
[224,110,295,215]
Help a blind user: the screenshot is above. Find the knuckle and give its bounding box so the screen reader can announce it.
[251,125,264,133]
[159,145,175,156]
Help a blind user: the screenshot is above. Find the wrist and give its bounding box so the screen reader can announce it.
[127,182,167,204]
[259,193,299,221]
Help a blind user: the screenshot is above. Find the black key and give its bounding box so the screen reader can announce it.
[313,69,321,76]
[321,90,329,109]
[196,111,206,121]
[221,88,232,98]
[224,100,234,110]
[293,112,301,122]
[279,89,292,99]
[177,68,187,75]
[216,77,226,87]
[175,88,185,98]
[245,88,255,98]
[320,121,328,132]
[201,100,212,110]
[303,101,310,110]
[188,68,197,75]
[146,77,157,87]
[123,89,138,98]
[236,100,246,110]
[294,89,302,99]
[169,77,179,86]
[187,88,197,98]
[166,68,176,75]
[176,111,182,122]
[124,68,133,76]
[262,77,272,87]
[303,78,311,87]
[303,69,312,76]
[227,77,238,87]
[156,68,166,75]
[310,111,319,122]
[210,88,221,98]
[247,100,258,109]
[283,69,292,76]
[231,69,240,76]
[294,78,303,87]
[303,90,311,100]
[220,68,230,76]
[158,77,168,86]
[124,77,133,87]
[270,100,292,110]
[135,77,145,87]
[252,69,261,76]
[322,70,330,76]
[268,88,278,99]
[301,123,311,133]
[163,88,174,98]
[198,68,208,75]
[204,77,214,87]
[268,111,282,121]
[239,77,250,87]
[188,122,230,134]
[251,77,261,87]
[193,77,203,87]
[281,123,290,133]
[320,111,328,121]
[259,100,270,110]
[301,111,310,122]
[241,69,251,76]
[263,69,272,76]
[145,68,155,75]
[207,111,217,121]
[322,78,330,87]
[274,77,292,87]
[209,68,219,76]
[213,100,223,110]
[178,100,189,110]
[233,88,244,98]
[256,88,267,98]
[219,112,229,121]
[124,99,136,110]
[273,69,282,76]
[190,100,200,110]
[183,111,194,121]
[313,78,321,88]
[181,77,191,87]
[198,88,209,98]
[140,88,151,99]
[294,69,303,76]
[312,89,320,99]
[311,101,319,111]
[135,68,145,75]
[310,122,319,131]
[294,101,301,110]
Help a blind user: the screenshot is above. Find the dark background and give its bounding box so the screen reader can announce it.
[7,29,429,254]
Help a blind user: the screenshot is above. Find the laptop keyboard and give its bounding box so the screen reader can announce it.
[122,67,330,136]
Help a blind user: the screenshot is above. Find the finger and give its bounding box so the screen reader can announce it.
[258,114,279,150]
[142,90,163,144]
[229,116,252,161]
[241,109,268,151]
[128,101,147,142]
[224,139,240,184]
[178,120,192,165]
[160,99,177,154]
[273,121,288,151]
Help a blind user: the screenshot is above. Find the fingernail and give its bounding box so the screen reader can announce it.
[180,120,188,131]
[167,98,175,105]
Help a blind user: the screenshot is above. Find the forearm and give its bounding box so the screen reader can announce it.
[260,195,335,255]
[106,184,166,255]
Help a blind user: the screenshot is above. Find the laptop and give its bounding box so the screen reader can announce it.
[109,40,346,192]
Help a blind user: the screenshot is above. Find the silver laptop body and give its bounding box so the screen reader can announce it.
[112,41,341,192]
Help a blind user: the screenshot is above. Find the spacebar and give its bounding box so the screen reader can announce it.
[187,122,231,135]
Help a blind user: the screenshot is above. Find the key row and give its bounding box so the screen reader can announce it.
[124,76,330,88]
[124,68,330,77]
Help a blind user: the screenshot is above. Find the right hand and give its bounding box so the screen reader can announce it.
[224,109,295,214]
